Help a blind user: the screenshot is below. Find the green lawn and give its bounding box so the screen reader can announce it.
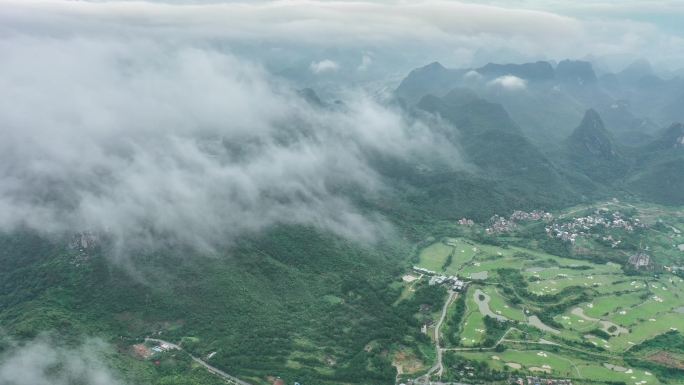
[456,349,661,385]
[480,286,526,322]
[459,287,486,346]
[610,312,684,351]
[417,241,454,272]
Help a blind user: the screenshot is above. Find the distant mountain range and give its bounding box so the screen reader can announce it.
[392,59,684,207]
[396,58,684,147]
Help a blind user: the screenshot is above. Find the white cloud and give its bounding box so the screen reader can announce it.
[463,70,483,81]
[0,35,459,254]
[0,0,681,255]
[309,59,340,74]
[1,0,683,70]
[487,75,528,90]
[0,337,123,385]
[358,54,373,71]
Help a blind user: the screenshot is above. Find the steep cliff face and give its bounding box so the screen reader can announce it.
[652,123,684,150]
[567,109,619,159]
[476,61,555,81]
[562,109,628,183]
[556,60,598,85]
[395,62,465,103]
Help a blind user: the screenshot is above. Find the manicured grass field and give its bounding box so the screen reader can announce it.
[554,310,599,333]
[442,238,481,274]
[459,287,486,346]
[610,312,684,351]
[480,286,525,322]
[456,350,662,385]
[609,284,684,326]
[460,257,521,277]
[584,290,649,318]
[417,242,454,272]
[425,202,684,385]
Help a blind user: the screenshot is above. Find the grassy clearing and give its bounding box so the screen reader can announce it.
[460,287,486,346]
[442,238,481,273]
[481,286,525,322]
[417,242,454,272]
[456,350,661,385]
[585,291,649,318]
[417,238,504,275]
[610,312,684,351]
[610,287,683,326]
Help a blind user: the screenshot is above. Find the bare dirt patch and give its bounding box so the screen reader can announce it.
[132,343,153,359]
[402,274,418,283]
[393,350,425,374]
[646,352,684,369]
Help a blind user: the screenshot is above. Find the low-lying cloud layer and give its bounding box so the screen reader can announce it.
[2,0,680,254]
[488,75,528,91]
[310,59,340,74]
[0,337,123,385]
[0,35,457,252]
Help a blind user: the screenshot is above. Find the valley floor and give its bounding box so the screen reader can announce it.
[394,201,684,385]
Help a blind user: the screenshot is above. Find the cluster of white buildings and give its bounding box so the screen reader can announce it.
[429,274,467,291]
[545,210,645,244]
[457,218,475,226]
[412,266,467,291]
[486,215,517,234]
[151,342,176,354]
[545,224,578,243]
[413,266,436,275]
[601,235,622,248]
[510,210,554,222]
[486,210,554,234]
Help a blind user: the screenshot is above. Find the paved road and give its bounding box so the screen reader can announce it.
[418,290,457,384]
[145,338,251,385]
[441,327,560,352]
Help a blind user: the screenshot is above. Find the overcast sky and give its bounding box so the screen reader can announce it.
[2,0,684,74]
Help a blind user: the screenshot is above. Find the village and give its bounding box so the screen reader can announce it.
[544,209,645,244]
[395,201,684,385]
[482,210,554,235]
[460,208,646,245]
[458,207,663,272]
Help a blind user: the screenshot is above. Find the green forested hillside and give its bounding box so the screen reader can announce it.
[1,57,683,385]
[0,227,437,385]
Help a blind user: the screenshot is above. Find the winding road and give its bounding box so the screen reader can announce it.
[418,290,457,384]
[145,338,251,385]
